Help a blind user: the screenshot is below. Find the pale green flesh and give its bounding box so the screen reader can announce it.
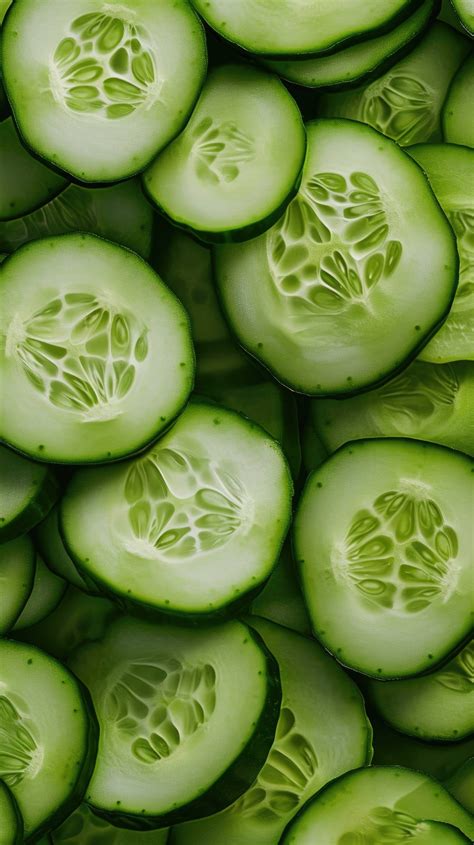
[171,618,371,845]
[446,759,474,813]
[250,547,311,636]
[0,233,193,463]
[0,782,21,845]
[369,640,474,741]
[408,145,474,362]
[294,439,473,678]
[13,555,66,631]
[144,64,305,240]
[52,803,169,844]
[215,119,457,395]
[443,54,474,148]
[61,401,292,616]
[318,23,470,145]
[263,0,436,89]
[0,535,35,635]
[68,617,272,818]
[1,0,207,182]
[452,0,474,33]
[34,506,92,591]
[0,444,53,538]
[311,361,474,456]
[281,767,474,844]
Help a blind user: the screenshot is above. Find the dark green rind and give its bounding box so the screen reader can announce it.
[0,466,60,544]
[445,758,474,813]
[0,780,23,845]
[450,0,474,34]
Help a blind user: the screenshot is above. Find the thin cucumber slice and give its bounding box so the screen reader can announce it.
[311,361,474,456]
[0,444,60,542]
[446,758,474,813]
[0,535,35,635]
[250,546,311,635]
[13,554,66,631]
[0,233,194,463]
[61,400,292,619]
[0,639,98,840]
[189,0,421,58]
[0,180,154,258]
[1,0,207,183]
[0,781,22,845]
[368,640,474,742]
[68,616,281,828]
[0,117,67,222]
[451,0,474,33]
[318,23,470,145]
[294,439,473,678]
[144,65,305,243]
[215,119,457,396]
[408,144,474,362]
[443,54,474,147]
[281,766,474,844]
[263,0,438,90]
[34,506,94,592]
[52,804,169,844]
[171,616,371,845]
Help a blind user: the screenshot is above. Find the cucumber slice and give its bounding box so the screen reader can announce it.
[52,804,169,844]
[0,1,11,24]
[451,0,474,33]
[0,179,154,258]
[311,361,474,456]
[443,54,474,148]
[250,546,311,635]
[0,639,98,839]
[0,117,67,222]
[302,419,328,473]
[68,616,281,828]
[439,0,467,31]
[0,444,60,542]
[0,535,35,635]
[408,144,474,363]
[318,23,470,145]
[0,233,193,463]
[61,400,292,619]
[215,119,457,396]
[281,766,474,843]
[0,781,22,845]
[1,0,207,182]
[144,65,305,243]
[34,506,94,592]
[446,758,474,813]
[189,0,420,58]
[294,439,473,678]
[13,554,66,631]
[263,0,438,90]
[368,640,474,742]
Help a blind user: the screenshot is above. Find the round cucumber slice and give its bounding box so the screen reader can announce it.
[294,439,473,678]
[215,119,457,396]
[34,505,94,592]
[0,535,35,635]
[280,766,474,844]
[0,444,60,542]
[61,400,292,619]
[443,54,474,148]
[446,758,474,814]
[0,781,22,845]
[0,639,98,840]
[13,554,66,631]
[1,0,207,183]
[144,64,305,243]
[0,233,194,463]
[52,803,169,844]
[451,0,474,33]
[68,616,281,828]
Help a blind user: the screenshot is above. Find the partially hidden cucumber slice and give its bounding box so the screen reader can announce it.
[450,0,474,33]
[250,546,311,635]
[1,0,207,182]
[0,233,194,463]
[0,781,22,845]
[215,119,457,396]
[0,639,98,840]
[280,766,474,844]
[446,758,474,813]
[311,360,474,456]
[443,53,474,148]
[52,803,169,844]
[317,23,470,145]
[302,418,328,473]
[144,64,305,243]
[294,439,473,678]
[68,616,281,828]
[13,554,66,631]
[170,616,371,845]
[0,444,60,542]
[0,535,35,635]
[60,400,292,619]
[34,505,95,592]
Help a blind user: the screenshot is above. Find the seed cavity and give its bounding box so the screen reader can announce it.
[339,807,421,844]
[191,116,255,185]
[360,74,436,145]
[0,696,39,787]
[436,641,474,694]
[373,361,459,433]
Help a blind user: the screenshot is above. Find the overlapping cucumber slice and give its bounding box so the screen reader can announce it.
[0,535,35,635]
[0,444,60,543]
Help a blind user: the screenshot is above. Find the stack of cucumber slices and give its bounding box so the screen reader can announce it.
[0,1,472,843]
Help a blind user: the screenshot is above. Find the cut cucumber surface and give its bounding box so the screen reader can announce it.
[0,444,60,542]
[318,23,471,145]
[280,766,474,844]
[190,0,421,57]
[451,0,474,33]
[68,616,281,828]
[443,53,474,147]
[52,804,169,844]
[215,119,457,395]
[170,617,371,845]
[1,0,207,182]
[409,144,474,363]
[0,233,194,463]
[0,639,98,840]
[369,640,474,742]
[13,554,66,631]
[446,758,474,813]
[0,781,22,845]
[311,361,474,456]
[250,546,311,636]
[0,535,35,635]
[34,505,93,592]
[294,439,473,678]
[263,0,438,90]
[61,400,292,619]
